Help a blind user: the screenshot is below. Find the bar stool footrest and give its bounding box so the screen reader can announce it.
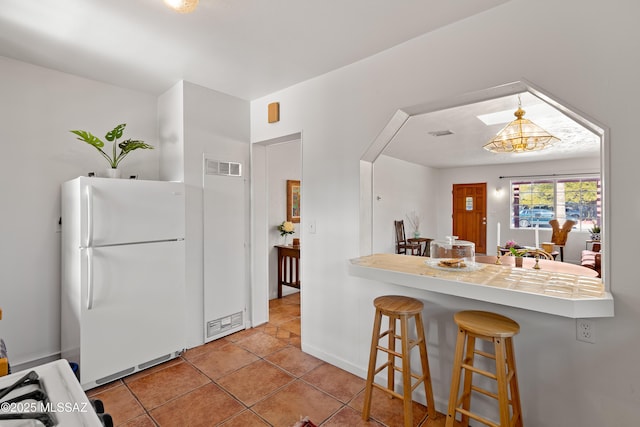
[454,407,500,427]
[363,296,437,425]
[461,362,497,380]
[372,361,392,377]
[471,384,498,400]
[372,382,404,400]
[445,311,523,427]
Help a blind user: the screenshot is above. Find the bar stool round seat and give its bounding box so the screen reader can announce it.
[446,310,523,427]
[375,295,424,316]
[362,295,437,427]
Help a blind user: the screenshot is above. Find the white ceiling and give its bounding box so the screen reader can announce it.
[0,0,509,100]
[0,1,599,168]
[383,92,601,168]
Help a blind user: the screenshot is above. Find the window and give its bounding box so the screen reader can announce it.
[511,177,601,231]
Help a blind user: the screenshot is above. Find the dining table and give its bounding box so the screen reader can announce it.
[475,255,599,277]
[407,237,433,257]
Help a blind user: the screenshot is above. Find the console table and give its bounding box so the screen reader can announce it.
[275,245,300,298]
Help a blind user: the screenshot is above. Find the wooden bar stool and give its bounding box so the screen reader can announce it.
[446,311,523,427]
[362,295,437,427]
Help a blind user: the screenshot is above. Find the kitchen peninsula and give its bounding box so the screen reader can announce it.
[349,254,614,318]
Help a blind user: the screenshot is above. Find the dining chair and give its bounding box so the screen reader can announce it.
[549,219,576,261]
[394,220,421,255]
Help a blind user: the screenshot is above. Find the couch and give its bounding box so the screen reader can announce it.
[581,242,601,277]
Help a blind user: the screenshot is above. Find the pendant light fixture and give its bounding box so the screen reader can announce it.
[164,0,199,13]
[483,96,559,153]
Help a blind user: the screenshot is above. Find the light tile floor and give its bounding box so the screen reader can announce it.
[87,292,445,426]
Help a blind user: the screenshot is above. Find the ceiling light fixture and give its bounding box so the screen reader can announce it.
[164,0,199,13]
[483,96,559,153]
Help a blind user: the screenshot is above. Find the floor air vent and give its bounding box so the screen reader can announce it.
[205,159,242,177]
[207,311,244,339]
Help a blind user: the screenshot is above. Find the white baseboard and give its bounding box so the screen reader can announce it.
[301,341,449,413]
[11,352,62,373]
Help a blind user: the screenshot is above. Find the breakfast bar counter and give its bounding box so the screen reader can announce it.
[348,253,614,318]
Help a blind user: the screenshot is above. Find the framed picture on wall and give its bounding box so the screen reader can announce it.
[287,179,301,223]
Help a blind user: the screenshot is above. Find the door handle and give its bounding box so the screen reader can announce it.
[85,184,94,248]
[86,247,94,310]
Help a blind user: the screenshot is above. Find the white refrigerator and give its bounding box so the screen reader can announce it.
[61,177,186,390]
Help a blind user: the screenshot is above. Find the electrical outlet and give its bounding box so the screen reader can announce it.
[576,318,595,343]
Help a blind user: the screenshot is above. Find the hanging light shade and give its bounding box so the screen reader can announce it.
[164,0,199,13]
[483,102,559,153]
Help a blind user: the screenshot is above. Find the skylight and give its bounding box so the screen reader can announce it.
[477,104,550,126]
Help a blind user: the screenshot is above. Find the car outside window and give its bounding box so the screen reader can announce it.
[511,178,601,231]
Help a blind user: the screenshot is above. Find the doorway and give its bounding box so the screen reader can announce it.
[251,132,302,328]
[452,183,487,254]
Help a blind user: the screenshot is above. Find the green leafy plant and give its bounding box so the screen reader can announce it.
[509,247,524,257]
[589,225,601,234]
[71,123,153,169]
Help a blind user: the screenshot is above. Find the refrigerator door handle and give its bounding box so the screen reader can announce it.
[86,247,94,310]
[85,184,94,248]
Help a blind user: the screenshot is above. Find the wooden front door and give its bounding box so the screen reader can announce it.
[452,183,487,254]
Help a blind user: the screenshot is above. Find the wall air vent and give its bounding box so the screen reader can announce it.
[205,159,242,177]
[428,130,454,137]
[206,311,244,339]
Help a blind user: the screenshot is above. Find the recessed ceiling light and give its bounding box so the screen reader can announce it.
[428,130,454,137]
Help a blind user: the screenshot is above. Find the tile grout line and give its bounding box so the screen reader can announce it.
[179,318,309,426]
[121,373,159,426]
[108,292,378,427]
[179,352,271,426]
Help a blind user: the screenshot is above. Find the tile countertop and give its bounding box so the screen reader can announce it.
[348,254,614,318]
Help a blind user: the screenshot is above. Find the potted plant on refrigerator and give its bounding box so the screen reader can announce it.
[70,123,153,178]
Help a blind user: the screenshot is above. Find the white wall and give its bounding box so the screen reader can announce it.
[373,154,600,263]
[0,61,250,366]
[437,157,600,264]
[0,56,159,367]
[372,155,438,253]
[158,82,185,182]
[266,140,301,299]
[250,0,640,425]
[180,81,250,348]
[251,143,270,326]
